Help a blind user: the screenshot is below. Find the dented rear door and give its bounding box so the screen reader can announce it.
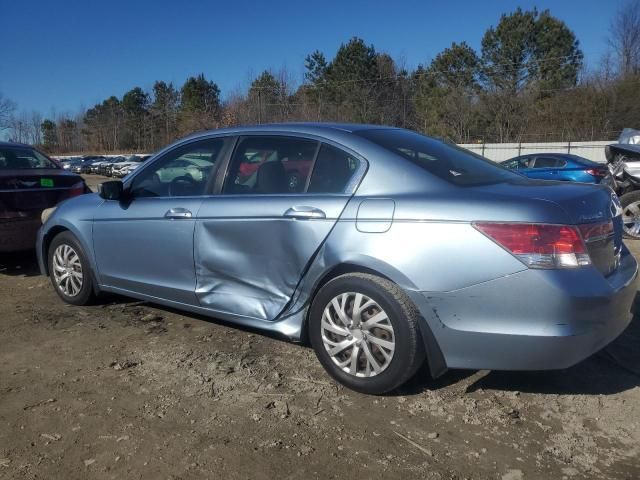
[194,195,349,321]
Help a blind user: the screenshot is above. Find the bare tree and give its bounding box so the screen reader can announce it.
[0,92,16,132]
[29,110,43,145]
[609,0,640,76]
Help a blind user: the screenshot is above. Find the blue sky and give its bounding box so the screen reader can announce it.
[0,0,623,116]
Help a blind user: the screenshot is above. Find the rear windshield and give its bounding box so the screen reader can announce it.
[356,129,518,186]
[0,146,59,170]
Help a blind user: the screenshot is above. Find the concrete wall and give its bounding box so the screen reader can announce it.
[458,141,611,163]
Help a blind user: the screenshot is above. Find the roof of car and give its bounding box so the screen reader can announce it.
[508,152,586,161]
[0,141,33,148]
[181,122,398,141]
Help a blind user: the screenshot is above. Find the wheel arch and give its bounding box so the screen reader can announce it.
[41,225,71,276]
[301,261,447,379]
[41,224,101,295]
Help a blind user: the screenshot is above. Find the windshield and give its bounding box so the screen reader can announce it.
[356,129,518,186]
[0,146,59,170]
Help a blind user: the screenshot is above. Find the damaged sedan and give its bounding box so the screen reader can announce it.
[37,124,638,394]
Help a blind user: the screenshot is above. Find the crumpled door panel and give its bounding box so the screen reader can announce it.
[194,196,350,321]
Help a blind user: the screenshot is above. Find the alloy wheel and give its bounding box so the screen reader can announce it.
[52,244,84,297]
[622,200,640,238]
[321,292,395,377]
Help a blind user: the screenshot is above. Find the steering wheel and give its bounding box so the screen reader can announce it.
[168,175,196,197]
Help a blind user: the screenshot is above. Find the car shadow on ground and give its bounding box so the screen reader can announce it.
[0,251,41,277]
[398,315,640,397]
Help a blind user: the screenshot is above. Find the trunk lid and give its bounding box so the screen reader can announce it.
[0,170,85,215]
[473,179,622,276]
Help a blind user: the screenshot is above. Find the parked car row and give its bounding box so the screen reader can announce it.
[54,154,152,177]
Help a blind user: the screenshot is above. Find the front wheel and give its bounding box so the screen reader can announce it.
[620,191,640,239]
[309,273,426,394]
[48,231,96,305]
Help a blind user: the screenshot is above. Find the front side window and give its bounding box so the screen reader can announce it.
[0,146,58,170]
[131,139,227,197]
[223,136,317,194]
[308,144,361,193]
[356,129,519,186]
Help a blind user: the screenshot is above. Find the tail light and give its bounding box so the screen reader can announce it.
[578,221,613,241]
[586,168,607,177]
[67,181,86,198]
[474,222,591,269]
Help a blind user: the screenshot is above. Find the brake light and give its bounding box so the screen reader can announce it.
[474,222,591,269]
[578,221,613,241]
[67,181,86,198]
[586,168,606,177]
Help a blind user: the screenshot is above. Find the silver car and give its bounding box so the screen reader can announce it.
[37,124,638,394]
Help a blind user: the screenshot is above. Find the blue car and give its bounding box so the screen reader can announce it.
[501,153,608,183]
[36,124,637,394]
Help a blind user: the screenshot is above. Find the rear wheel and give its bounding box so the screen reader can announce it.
[620,191,640,239]
[309,273,425,394]
[48,231,96,305]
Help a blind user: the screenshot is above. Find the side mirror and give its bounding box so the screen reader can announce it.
[98,180,124,200]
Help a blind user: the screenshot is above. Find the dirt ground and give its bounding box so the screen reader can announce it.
[1,176,639,479]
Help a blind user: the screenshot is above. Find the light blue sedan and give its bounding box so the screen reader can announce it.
[37,124,637,394]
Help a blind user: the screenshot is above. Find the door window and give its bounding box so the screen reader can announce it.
[223,136,318,194]
[532,157,565,168]
[503,157,532,170]
[308,144,362,193]
[131,139,228,197]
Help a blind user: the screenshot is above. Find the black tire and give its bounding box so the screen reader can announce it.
[47,231,96,306]
[620,190,640,239]
[309,273,426,394]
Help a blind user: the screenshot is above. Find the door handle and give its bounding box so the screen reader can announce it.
[165,207,192,219]
[283,206,326,220]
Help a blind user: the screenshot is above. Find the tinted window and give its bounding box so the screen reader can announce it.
[503,157,533,170]
[0,146,58,169]
[308,144,361,193]
[131,139,227,197]
[532,157,565,168]
[356,129,518,186]
[224,136,317,194]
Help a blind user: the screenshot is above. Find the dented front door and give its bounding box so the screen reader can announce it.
[194,195,349,320]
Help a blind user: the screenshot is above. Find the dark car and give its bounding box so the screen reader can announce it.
[80,156,106,174]
[0,142,88,252]
[99,157,126,176]
[500,153,608,184]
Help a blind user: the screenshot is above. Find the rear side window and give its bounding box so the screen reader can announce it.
[356,129,518,186]
[223,136,317,194]
[308,144,361,193]
[532,157,566,168]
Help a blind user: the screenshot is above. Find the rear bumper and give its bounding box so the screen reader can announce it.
[409,247,638,371]
[0,217,41,252]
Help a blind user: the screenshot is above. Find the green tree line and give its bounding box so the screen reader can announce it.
[5,5,640,153]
